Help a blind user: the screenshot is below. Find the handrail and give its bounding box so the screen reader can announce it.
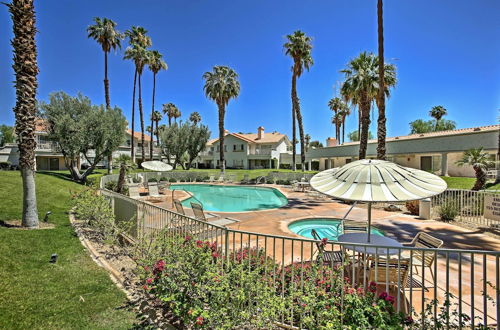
[336,201,358,232]
[170,187,204,208]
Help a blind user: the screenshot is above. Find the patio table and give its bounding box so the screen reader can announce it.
[338,233,403,255]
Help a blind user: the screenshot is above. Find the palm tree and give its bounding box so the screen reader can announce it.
[429,105,447,129]
[124,45,150,164]
[124,26,151,162]
[284,30,313,171]
[203,66,240,173]
[376,0,388,160]
[328,97,344,141]
[87,17,123,109]
[172,107,181,123]
[340,52,396,159]
[147,50,167,160]
[162,103,178,126]
[8,0,39,228]
[331,112,343,144]
[456,147,494,191]
[189,112,202,125]
[304,134,311,152]
[151,110,162,147]
[339,104,351,144]
[115,154,135,194]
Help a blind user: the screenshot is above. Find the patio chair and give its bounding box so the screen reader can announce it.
[225,174,235,183]
[311,229,345,265]
[190,202,239,227]
[204,175,215,183]
[215,175,225,183]
[241,174,250,184]
[291,180,301,192]
[148,182,161,198]
[173,199,185,215]
[402,232,443,283]
[128,184,141,199]
[368,258,411,311]
[338,220,369,234]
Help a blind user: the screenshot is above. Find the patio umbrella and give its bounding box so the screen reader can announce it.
[140,161,173,172]
[310,159,447,242]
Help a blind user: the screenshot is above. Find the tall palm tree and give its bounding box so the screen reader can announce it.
[172,107,181,123]
[203,66,240,173]
[328,97,343,141]
[189,111,202,125]
[162,103,178,126]
[147,50,167,160]
[331,112,343,144]
[339,104,351,144]
[284,31,313,171]
[376,0,388,160]
[429,105,447,129]
[151,110,162,148]
[8,0,39,228]
[304,134,311,152]
[340,52,396,159]
[124,45,150,164]
[87,17,123,109]
[124,26,151,162]
[456,147,493,191]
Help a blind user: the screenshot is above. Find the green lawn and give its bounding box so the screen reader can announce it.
[0,171,136,329]
[440,176,500,190]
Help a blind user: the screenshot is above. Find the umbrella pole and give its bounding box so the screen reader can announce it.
[367,202,372,243]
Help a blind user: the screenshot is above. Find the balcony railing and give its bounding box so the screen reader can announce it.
[36,142,60,152]
[249,149,273,155]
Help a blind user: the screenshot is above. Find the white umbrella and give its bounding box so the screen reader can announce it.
[310,159,447,242]
[141,161,173,172]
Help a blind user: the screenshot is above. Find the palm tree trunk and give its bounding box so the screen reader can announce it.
[295,100,306,172]
[168,116,172,126]
[472,166,486,191]
[342,115,346,144]
[104,51,111,109]
[138,72,145,165]
[495,126,500,184]
[218,103,226,173]
[116,164,126,194]
[9,0,39,228]
[291,72,297,171]
[376,0,387,160]
[150,73,156,160]
[131,69,137,163]
[359,97,371,159]
[155,120,160,150]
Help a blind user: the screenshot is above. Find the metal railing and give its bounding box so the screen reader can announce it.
[99,174,500,328]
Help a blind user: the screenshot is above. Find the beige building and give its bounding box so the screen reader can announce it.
[196,127,293,169]
[306,125,499,177]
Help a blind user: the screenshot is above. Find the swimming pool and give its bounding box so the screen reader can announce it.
[288,218,384,241]
[169,184,288,212]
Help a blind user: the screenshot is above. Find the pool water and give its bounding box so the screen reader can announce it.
[288,218,384,241]
[170,184,288,212]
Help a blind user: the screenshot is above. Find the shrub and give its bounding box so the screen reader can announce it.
[439,201,459,221]
[148,178,158,183]
[405,200,419,215]
[0,161,11,170]
[168,178,177,183]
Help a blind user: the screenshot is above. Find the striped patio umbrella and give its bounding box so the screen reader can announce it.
[140,161,173,172]
[310,159,447,242]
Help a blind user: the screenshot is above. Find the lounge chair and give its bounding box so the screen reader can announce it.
[402,232,443,283]
[190,202,239,227]
[338,220,369,234]
[173,199,185,215]
[204,175,215,183]
[311,229,345,265]
[225,174,235,183]
[215,175,225,183]
[241,174,250,184]
[148,182,161,198]
[128,184,141,199]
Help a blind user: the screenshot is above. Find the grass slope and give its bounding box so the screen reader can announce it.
[0,171,135,329]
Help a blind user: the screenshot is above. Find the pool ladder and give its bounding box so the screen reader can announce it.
[336,202,358,232]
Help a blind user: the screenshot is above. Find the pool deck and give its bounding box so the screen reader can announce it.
[155,183,500,324]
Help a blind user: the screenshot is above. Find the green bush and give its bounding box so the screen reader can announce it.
[439,201,459,221]
[148,177,158,183]
[168,178,177,183]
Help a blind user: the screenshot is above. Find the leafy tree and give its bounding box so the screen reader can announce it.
[124,26,151,162]
[203,66,240,172]
[309,141,324,148]
[456,147,494,190]
[7,0,39,228]
[114,154,135,194]
[340,52,396,159]
[40,92,126,183]
[87,17,123,109]
[147,50,167,160]
[124,45,149,164]
[348,130,374,142]
[159,122,189,169]
[284,30,313,171]
[186,123,210,169]
[409,118,456,134]
[189,111,202,125]
[0,125,15,146]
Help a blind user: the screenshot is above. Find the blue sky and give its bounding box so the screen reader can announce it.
[1,0,499,144]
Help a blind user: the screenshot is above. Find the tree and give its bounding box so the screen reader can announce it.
[124,26,151,162]
[124,45,150,164]
[409,118,456,134]
[328,97,343,141]
[186,123,210,169]
[147,50,167,160]
[340,52,396,159]
[0,125,15,146]
[159,122,189,169]
[87,17,123,109]
[189,111,201,125]
[348,130,374,142]
[376,0,387,160]
[151,110,162,147]
[456,147,494,191]
[339,105,351,144]
[331,112,343,144]
[41,92,127,183]
[304,134,311,152]
[429,105,447,123]
[284,30,313,172]
[162,103,179,126]
[203,66,240,173]
[7,0,39,228]
[309,141,324,148]
[115,154,135,194]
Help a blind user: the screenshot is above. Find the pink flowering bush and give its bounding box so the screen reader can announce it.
[139,234,408,328]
